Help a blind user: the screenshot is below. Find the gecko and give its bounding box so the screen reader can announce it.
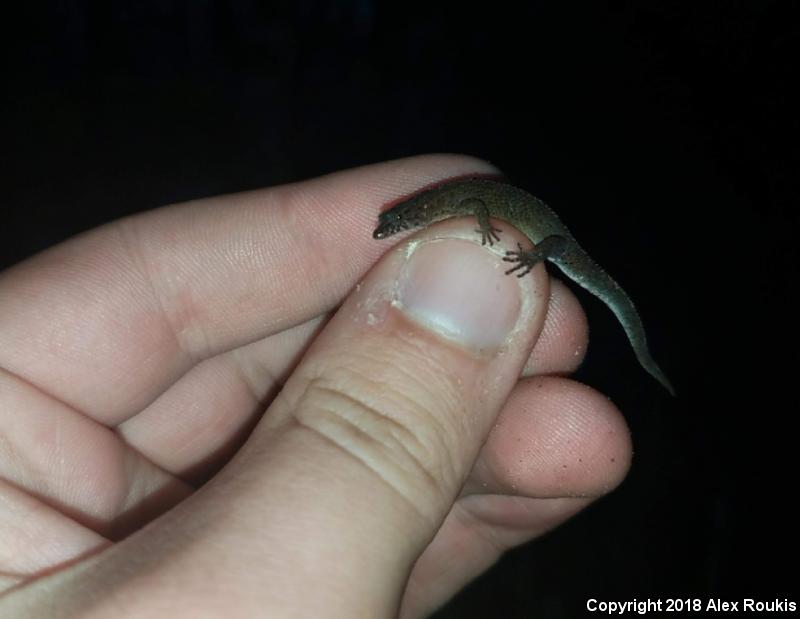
[373,178,675,395]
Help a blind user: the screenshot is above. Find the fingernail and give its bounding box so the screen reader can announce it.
[395,239,522,350]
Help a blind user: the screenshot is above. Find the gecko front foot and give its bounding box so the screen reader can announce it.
[476,225,502,246]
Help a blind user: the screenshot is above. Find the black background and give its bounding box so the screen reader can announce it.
[2,2,798,616]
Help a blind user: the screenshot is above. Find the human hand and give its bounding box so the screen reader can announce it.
[0,155,631,618]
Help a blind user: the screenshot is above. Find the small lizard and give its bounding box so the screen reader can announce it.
[373,178,674,395]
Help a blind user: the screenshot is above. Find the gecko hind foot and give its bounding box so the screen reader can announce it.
[503,242,541,277]
[503,235,569,277]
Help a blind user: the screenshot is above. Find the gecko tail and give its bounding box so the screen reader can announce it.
[551,244,676,396]
[639,352,676,397]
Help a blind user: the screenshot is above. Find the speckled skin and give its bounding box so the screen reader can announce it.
[374,178,674,395]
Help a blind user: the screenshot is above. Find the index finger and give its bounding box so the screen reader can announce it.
[0,155,498,425]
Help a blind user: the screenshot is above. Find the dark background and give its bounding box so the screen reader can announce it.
[2,1,797,616]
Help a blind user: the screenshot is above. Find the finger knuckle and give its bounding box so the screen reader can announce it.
[292,363,462,521]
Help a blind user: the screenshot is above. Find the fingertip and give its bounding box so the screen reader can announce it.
[522,278,589,377]
[475,376,632,498]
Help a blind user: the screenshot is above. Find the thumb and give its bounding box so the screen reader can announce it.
[225,217,550,616]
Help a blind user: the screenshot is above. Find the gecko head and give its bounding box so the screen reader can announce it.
[372,202,427,239]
